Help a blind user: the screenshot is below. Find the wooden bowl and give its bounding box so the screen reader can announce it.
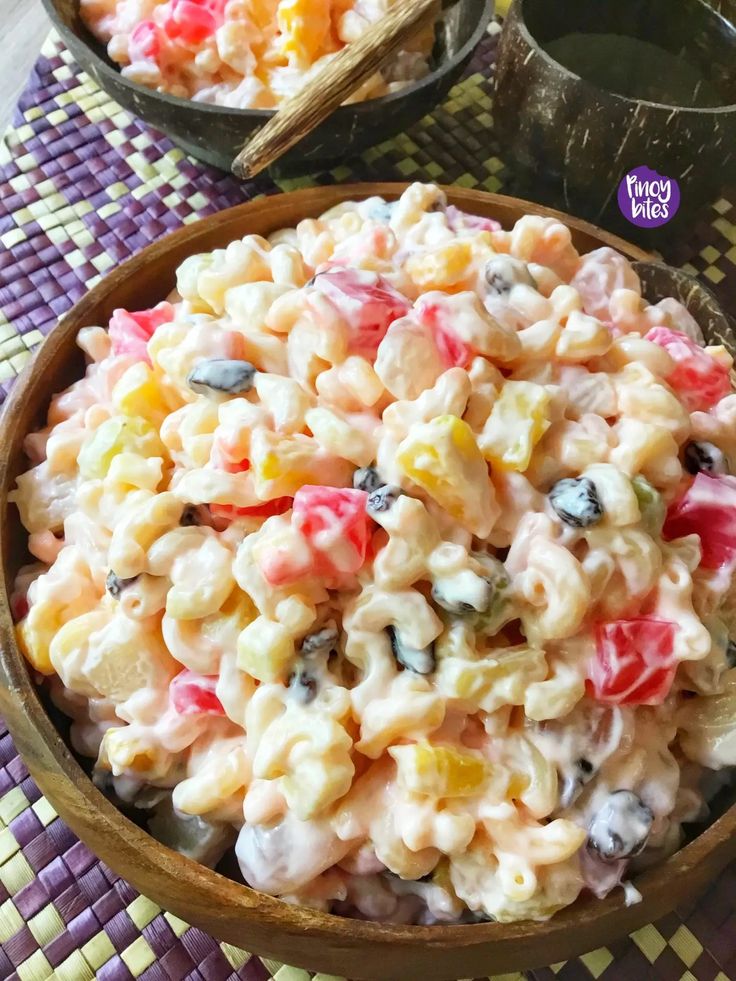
[493,0,736,248]
[1,185,735,981]
[41,0,492,175]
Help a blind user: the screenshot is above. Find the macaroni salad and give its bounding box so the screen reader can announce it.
[80,0,434,107]
[12,183,736,924]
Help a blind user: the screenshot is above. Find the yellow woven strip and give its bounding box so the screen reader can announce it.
[120,935,157,974]
[80,932,117,971]
[10,350,33,372]
[261,958,289,976]
[27,903,66,946]
[0,335,27,360]
[632,923,667,963]
[0,851,35,894]
[163,910,190,937]
[669,925,703,968]
[54,950,96,981]
[0,827,20,864]
[31,797,57,827]
[701,245,720,263]
[272,966,312,981]
[0,787,29,823]
[15,950,53,981]
[127,895,161,930]
[713,216,736,245]
[704,266,726,284]
[22,330,43,350]
[0,898,24,943]
[580,948,614,978]
[221,943,251,969]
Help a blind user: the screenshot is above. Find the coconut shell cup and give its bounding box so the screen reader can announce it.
[493,0,736,248]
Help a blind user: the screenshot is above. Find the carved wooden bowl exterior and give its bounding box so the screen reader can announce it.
[1,186,734,981]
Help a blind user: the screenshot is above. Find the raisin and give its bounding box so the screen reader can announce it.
[587,790,653,862]
[187,359,256,396]
[367,485,401,514]
[683,441,728,476]
[300,626,338,657]
[559,758,596,809]
[387,626,435,675]
[549,477,604,528]
[106,570,138,598]
[353,466,384,494]
[484,255,536,296]
[287,669,317,704]
[431,587,477,614]
[431,573,493,615]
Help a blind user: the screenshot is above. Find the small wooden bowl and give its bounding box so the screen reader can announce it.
[41,0,492,175]
[1,186,735,981]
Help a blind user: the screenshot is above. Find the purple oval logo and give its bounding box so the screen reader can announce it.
[617,165,680,228]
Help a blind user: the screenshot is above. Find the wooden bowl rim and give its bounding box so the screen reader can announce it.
[509,0,736,113]
[1,182,734,960]
[42,0,493,121]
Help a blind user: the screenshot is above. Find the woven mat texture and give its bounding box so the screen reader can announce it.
[1,23,736,981]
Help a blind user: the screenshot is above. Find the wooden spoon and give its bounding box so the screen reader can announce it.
[231,0,442,180]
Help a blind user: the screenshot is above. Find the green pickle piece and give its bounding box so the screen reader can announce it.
[435,553,515,639]
[631,475,665,536]
[78,416,163,479]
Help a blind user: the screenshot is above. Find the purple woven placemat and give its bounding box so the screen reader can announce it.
[1,24,736,981]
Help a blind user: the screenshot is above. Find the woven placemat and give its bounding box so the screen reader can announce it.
[1,24,736,981]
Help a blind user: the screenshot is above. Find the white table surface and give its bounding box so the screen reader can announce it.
[0,0,50,134]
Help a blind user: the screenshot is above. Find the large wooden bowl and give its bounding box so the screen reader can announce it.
[42,0,492,175]
[1,186,735,981]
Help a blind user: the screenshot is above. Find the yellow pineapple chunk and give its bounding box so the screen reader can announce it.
[389,742,488,798]
[479,380,552,472]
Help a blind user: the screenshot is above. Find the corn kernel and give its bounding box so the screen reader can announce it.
[479,381,551,472]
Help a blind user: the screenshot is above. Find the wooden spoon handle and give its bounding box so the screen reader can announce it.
[231,0,441,180]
